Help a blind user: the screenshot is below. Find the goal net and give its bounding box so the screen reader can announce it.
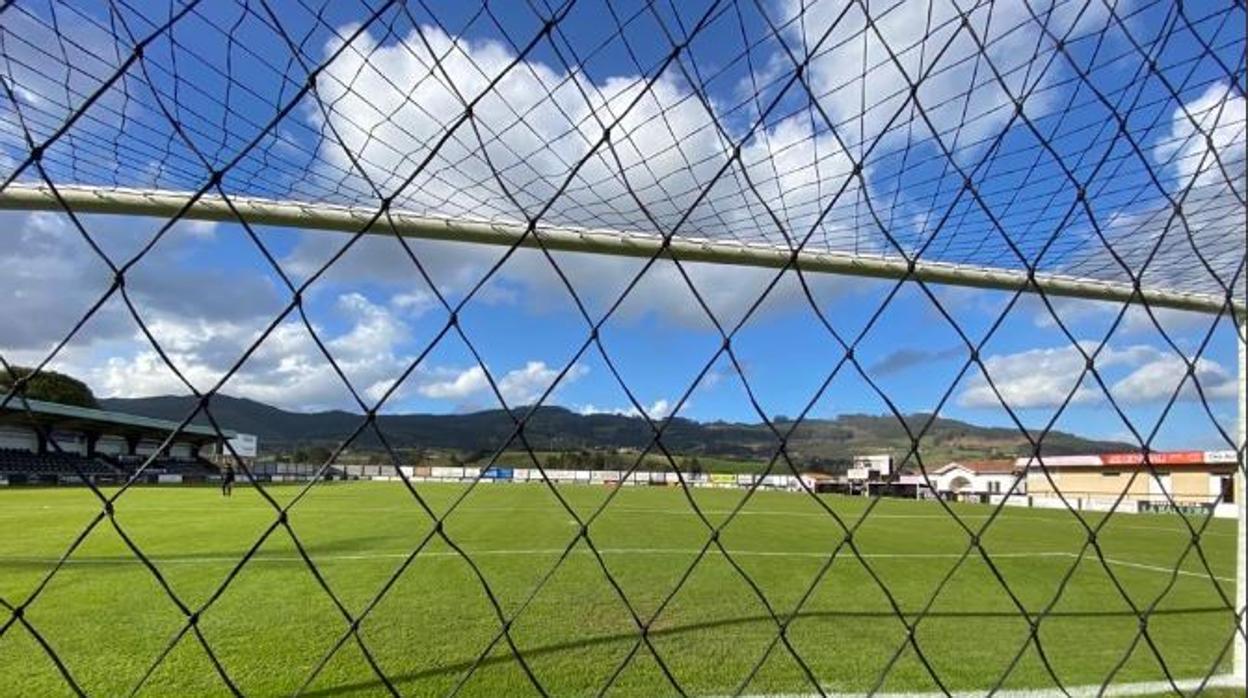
[0,0,1244,695]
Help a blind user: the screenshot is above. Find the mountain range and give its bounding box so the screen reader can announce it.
[99,394,1134,465]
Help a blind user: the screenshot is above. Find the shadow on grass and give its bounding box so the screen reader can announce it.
[298,605,1231,697]
[0,533,411,571]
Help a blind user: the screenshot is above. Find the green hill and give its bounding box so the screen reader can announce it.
[99,394,1132,467]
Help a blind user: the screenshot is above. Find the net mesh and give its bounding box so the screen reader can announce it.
[0,0,1245,695]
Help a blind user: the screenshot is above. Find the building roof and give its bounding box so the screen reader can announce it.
[0,398,234,445]
[1014,451,1238,469]
[800,472,839,481]
[936,459,1018,475]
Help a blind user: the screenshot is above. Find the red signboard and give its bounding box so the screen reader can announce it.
[1100,451,1205,466]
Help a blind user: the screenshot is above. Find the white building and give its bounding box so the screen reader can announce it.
[846,454,893,494]
[930,460,1021,502]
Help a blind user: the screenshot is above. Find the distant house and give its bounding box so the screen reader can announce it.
[931,460,1021,502]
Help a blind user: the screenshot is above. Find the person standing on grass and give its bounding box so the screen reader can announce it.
[221,464,236,497]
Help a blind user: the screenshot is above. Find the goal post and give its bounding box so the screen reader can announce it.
[1238,318,1247,685]
[0,184,1238,317]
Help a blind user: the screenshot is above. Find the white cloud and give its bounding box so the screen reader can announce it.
[0,211,125,349]
[1110,354,1238,405]
[390,290,437,316]
[284,228,867,332]
[1031,296,1220,337]
[579,398,674,420]
[288,18,876,330]
[0,210,283,354]
[418,366,488,400]
[0,206,593,413]
[328,292,408,361]
[1111,81,1248,296]
[1005,85,1245,357]
[71,302,413,412]
[498,361,587,405]
[647,399,673,419]
[419,361,587,406]
[313,23,861,240]
[14,285,590,412]
[773,0,1105,155]
[286,4,1161,335]
[1154,82,1246,197]
[179,219,219,240]
[959,342,1238,409]
[959,344,1101,409]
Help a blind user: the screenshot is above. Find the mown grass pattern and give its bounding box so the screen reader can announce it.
[0,482,1238,696]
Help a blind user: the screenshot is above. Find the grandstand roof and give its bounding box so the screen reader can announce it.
[1014,450,1238,469]
[0,399,235,446]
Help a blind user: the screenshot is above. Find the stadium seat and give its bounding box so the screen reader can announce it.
[0,447,118,477]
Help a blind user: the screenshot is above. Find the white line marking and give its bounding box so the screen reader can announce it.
[731,673,1243,697]
[0,549,1233,582]
[1095,556,1235,584]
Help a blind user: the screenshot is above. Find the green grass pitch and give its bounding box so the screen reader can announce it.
[0,482,1239,696]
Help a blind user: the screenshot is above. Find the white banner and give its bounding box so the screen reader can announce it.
[228,433,258,458]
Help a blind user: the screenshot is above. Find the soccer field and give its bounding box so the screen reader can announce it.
[0,482,1239,697]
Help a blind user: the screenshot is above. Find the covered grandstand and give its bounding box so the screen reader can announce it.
[0,399,232,485]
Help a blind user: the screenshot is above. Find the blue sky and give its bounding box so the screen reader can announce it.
[0,0,1244,451]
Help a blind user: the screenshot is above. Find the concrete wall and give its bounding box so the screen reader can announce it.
[136,439,163,456]
[96,435,127,455]
[48,431,86,455]
[1027,467,1238,504]
[0,426,36,451]
[1028,470,1150,498]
